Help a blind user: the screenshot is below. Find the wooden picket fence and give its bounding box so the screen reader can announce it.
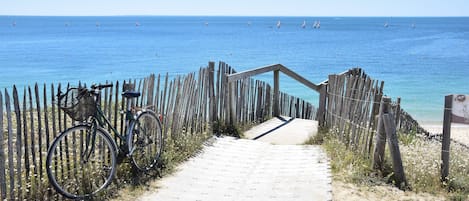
[323,68,428,154]
[324,68,385,155]
[322,67,440,187]
[0,61,315,200]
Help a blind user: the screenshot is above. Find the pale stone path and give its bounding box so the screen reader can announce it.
[138,119,331,201]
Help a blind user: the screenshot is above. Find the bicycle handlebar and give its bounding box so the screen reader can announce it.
[91,83,114,90]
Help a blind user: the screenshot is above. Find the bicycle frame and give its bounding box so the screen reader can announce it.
[83,90,137,160]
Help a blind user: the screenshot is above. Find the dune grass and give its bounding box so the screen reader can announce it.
[308,128,469,201]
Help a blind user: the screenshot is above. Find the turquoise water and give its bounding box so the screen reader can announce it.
[1,16,468,123]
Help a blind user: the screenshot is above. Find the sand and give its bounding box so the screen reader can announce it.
[332,123,469,201]
[332,181,446,201]
[421,123,469,146]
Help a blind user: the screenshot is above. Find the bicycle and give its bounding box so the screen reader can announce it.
[46,83,163,200]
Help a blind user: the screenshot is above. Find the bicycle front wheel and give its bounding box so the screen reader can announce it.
[46,125,117,199]
[127,111,163,171]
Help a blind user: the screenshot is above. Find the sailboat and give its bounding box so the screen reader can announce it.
[276,20,281,29]
[301,20,306,29]
[313,21,320,29]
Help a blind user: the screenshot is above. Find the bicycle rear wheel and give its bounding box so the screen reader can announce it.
[46,125,117,199]
[127,111,163,171]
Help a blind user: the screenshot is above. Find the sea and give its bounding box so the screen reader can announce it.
[1,16,468,123]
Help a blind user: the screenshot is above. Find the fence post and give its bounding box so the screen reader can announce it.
[273,70,280,117]
[317,84,327,128]
[383,113,407,188]
[441,95,452,181]
[372,96,390,170]
[0,91,6,201]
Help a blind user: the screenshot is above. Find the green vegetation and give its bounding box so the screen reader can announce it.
[308,128,469,200]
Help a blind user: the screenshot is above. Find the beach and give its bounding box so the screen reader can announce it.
[422,123,469,147]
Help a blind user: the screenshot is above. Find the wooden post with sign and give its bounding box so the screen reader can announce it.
[441,94,469,181]
[441,95,452,181]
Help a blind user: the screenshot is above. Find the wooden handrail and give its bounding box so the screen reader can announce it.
[227,64,320,92]
[226,64,324,124]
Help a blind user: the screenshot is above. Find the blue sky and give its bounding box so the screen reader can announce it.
[1,0,468,16]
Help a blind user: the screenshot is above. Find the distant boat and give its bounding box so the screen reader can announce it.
[135,22,140,26]
[276,20,281,29]
[313,20,320,29]
[411,23,416,29]
[205,22,209,26]
[301,20,306,29]
[247,21,251,26]
[384,22,389,28]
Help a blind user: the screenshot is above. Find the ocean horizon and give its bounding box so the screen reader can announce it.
[1,16,468,123]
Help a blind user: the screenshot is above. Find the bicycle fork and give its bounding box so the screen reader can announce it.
[82,122,98,164]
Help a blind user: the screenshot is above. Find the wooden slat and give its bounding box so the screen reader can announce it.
[0,91,6,200]
[103,81,109,119]
[43,84,51,160]
[5,89,15,201]
[114,81,119,143]
[22,88,30,195]
[373,97,391,170]
[120,81,126,141]
[155,74,161,114]
[137,79,142,107]
[28,86,39,194]
[383,113,407,187]
[12,86,23,200]
[34,84,44,183]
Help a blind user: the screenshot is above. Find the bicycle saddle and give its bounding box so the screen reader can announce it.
[122,91,141,98]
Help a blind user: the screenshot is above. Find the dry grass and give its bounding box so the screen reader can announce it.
[310,129,469,201]
[399,135,469,200]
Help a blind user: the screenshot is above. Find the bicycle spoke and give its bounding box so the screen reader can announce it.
[47,125,116,199]
[128,111,162,171]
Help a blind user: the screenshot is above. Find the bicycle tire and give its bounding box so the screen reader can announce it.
[127,111,163,171]
[46,124,117,199]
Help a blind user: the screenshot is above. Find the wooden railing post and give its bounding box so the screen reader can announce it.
[273,70,280,117]
[372,96,390,170]
[441,95,452,181]
[317,84,327,128]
